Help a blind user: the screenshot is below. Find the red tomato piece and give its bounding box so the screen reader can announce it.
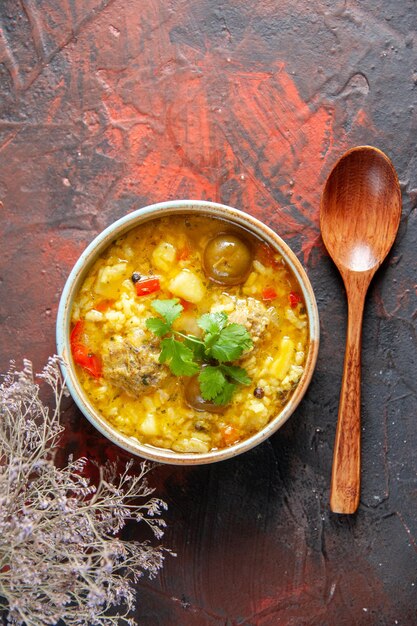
[94,299,115,312]
[70,320,85,345]
[72,343,102,378]
[176,246,190,261]
[179,298,193,311]
[84,354,102,379]
[135,277,160,296]
[220,425,241,446]
[289,291,302,308]
[262,287,277,301]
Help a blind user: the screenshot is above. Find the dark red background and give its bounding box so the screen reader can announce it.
[0,1,416,624]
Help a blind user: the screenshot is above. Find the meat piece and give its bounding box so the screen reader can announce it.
[103,339,166,397]
[227,297,272,344]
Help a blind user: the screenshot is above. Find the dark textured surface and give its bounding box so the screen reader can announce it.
[0,1,416,624]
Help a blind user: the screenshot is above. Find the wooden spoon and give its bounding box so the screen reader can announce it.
[320,146,401,514]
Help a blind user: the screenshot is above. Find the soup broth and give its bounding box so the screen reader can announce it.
[70,214,309,453]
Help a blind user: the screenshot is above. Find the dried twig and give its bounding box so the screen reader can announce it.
[0,357,171,626]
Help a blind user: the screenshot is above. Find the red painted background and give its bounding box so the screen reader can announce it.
[0,1,416,624]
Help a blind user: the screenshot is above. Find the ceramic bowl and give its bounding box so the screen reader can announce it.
[56,200,319,464]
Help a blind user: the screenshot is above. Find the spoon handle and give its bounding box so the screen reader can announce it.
[330,282,367,514]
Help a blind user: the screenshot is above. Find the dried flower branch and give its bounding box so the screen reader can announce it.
[0,357,171,626]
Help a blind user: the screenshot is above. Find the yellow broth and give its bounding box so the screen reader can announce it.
[70,214,309,453]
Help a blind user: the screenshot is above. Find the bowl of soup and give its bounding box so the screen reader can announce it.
[56,200,319,464]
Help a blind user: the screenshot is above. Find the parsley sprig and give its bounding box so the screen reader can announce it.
[146,299,253,405]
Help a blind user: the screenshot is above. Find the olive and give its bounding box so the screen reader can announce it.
[184,375,225,414]
[131,272,141,283]
[203,233,253,285]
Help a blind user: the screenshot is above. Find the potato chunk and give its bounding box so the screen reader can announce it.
[94,263,129,297]
[140,414,159,436]
[152,242,176,272]
[169,269,205,303]
[269,336,295,380]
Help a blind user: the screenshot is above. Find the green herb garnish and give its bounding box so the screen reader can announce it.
[146,299,183,336]
[159,336,199,377]
[146,299,253,405]
[146,299,198,376]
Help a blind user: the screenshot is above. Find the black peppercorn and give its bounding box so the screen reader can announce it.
[254,387,265,399]
[131,272,141,283]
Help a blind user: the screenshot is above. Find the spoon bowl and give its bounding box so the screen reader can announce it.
[321,146,401,274]
[320,146,401,513]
